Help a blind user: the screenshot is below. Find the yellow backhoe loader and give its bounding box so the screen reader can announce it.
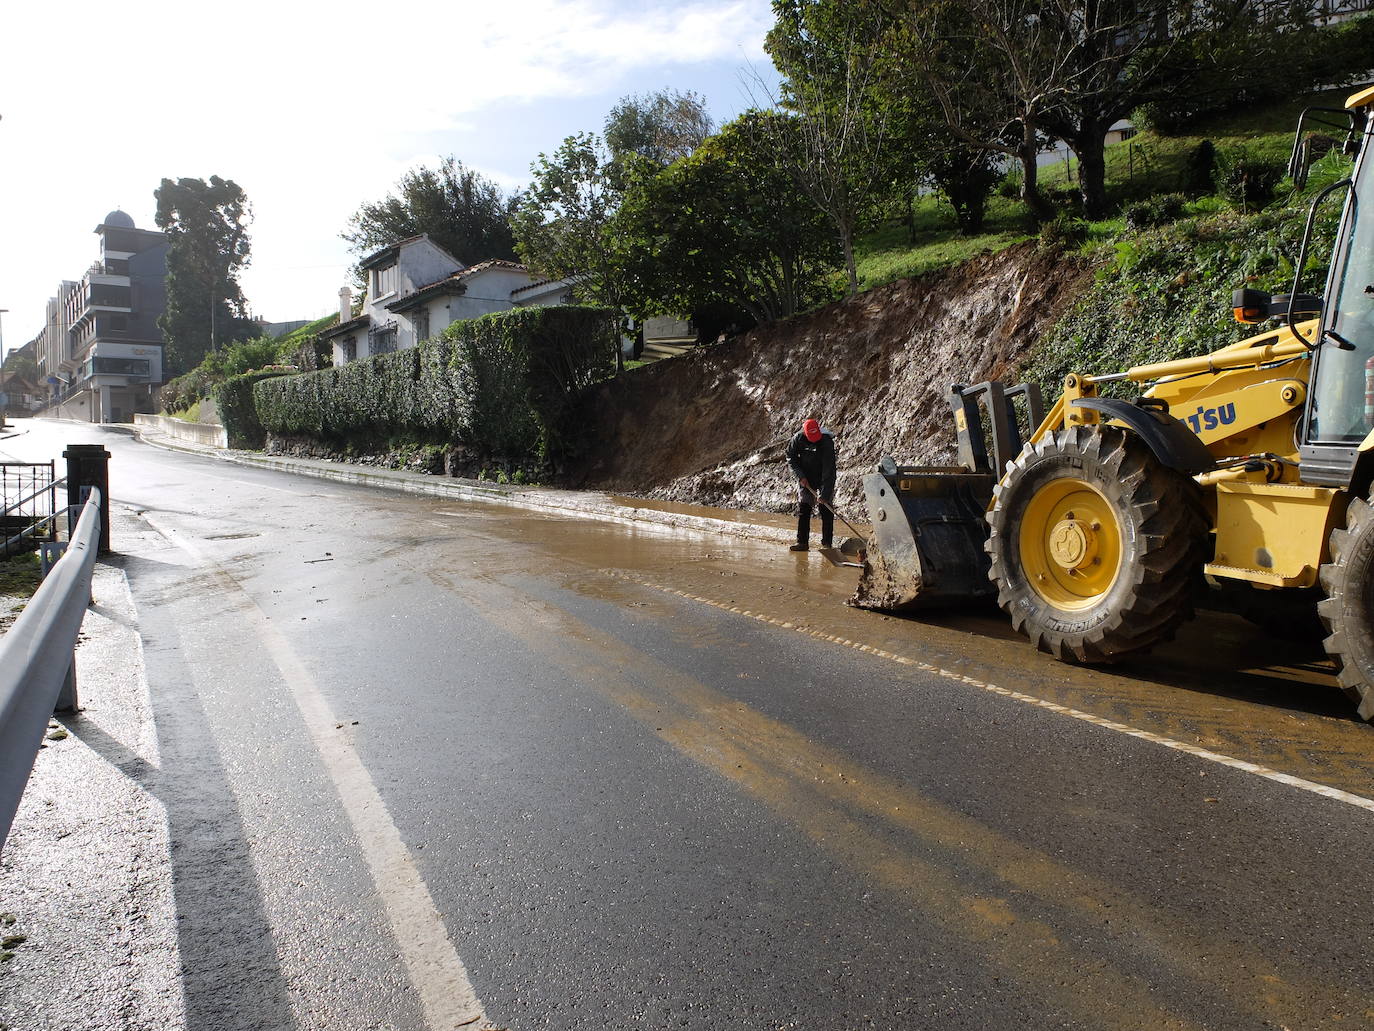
[853,85,1374,721]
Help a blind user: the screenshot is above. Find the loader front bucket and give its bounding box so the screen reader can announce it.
[850,467,996,611]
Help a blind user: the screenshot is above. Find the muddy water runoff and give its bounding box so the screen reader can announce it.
[418,489,1374,798]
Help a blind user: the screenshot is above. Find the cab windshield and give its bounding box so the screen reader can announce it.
[1310,134,1374,444]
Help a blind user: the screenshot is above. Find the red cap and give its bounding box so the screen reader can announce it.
[803,419,822,442]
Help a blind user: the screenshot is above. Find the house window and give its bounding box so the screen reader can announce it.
[342,336,357,362]
[369,322,398,354]
[414,308,431,342]
[372,264,397,296]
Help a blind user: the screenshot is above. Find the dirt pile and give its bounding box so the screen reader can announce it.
[570,242,1090,514]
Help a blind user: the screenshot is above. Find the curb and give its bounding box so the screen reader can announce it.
[133,431,799,547]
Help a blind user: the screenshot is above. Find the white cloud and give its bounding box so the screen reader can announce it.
[0,0,775,345]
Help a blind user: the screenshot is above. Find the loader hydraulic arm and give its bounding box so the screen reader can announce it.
[1029,333,1311,446]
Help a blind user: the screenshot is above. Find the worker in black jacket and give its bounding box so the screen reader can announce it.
[786,418,836,552]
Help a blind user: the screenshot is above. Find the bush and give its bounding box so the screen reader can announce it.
[1039,213,1089,250]
[1180,140,1216,195]
[1124,193,1187,232]
[214,370,288,449]
[1301,147,1355,196]
[201,337,280,379]
[159,368,212,414]
[253,306,618,467]
[1214,149,1286,213]
[1048,186,1082,210]
[273,314,338,372]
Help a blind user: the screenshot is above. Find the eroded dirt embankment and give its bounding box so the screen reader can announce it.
[570,242,1090,514]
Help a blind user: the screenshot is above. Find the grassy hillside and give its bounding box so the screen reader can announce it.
[853,83,1368,295]
[847,83,1367,397]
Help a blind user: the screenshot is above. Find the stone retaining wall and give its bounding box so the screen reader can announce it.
[133,413,227,448]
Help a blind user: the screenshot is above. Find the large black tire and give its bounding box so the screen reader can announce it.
[1318,498,1374,721]
[986,425,1207,663]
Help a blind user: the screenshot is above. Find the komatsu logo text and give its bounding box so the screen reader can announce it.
[1185,403,1237,434]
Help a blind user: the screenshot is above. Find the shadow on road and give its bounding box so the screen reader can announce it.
[78,550,297,1031]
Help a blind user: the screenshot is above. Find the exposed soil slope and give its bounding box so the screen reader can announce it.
[571,242,1090,514]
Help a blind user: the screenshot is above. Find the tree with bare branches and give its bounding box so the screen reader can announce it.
[765,0,898,295]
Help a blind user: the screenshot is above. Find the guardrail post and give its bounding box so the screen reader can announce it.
[39,541,67,577]
[63,444,110,554]
[56,662,78,713]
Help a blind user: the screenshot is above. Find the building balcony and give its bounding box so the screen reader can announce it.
[87,262,131,283]
[74,283,133,316]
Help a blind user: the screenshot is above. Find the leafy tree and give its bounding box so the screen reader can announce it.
[873,0,1067,221]
[155,176,254,376]
[613,112,837,328]
[900,0,1284,218]
[765,0,896,294]
[343,157,518,267]
[604,89,715,168]
[512,133,624,305]
[515,90,716,310]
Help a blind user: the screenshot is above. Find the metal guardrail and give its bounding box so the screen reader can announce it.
[0,487,102,854]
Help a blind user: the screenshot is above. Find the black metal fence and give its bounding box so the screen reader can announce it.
[1,461,60,559]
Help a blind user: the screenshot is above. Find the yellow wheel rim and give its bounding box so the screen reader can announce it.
[1017,477,1123,610]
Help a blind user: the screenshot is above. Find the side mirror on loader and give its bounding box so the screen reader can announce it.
[1232,288,1322,324]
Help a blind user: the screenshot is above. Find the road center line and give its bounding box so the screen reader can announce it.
[140,512,488,1030]
[609,571,1374,816]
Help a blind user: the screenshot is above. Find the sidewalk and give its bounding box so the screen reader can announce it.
[1,557,183,1031]
[132,426,806,546]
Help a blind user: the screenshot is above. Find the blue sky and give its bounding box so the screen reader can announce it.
[0,0,779,358]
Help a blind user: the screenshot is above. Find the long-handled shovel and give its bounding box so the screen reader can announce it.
[803,485,868,568]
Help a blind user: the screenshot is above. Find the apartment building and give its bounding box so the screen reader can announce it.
[38,209,168,423]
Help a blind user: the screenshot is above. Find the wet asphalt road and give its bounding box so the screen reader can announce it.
[6,419,1374,1030]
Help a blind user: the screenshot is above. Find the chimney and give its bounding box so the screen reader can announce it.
[339,286,352,322]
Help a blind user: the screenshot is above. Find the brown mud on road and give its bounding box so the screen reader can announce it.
[416,493,1374,803]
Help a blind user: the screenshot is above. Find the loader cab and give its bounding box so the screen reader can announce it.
[1299,92,1374,485]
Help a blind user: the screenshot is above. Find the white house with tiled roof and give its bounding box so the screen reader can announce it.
[322,235,577,365]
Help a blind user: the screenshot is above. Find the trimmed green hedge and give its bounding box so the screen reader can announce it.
[216,370,290,448]
[253,305,618,464]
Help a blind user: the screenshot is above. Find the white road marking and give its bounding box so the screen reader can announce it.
[614,572,1374,817]
[141,513,488,1030]
[222,477,295,493]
